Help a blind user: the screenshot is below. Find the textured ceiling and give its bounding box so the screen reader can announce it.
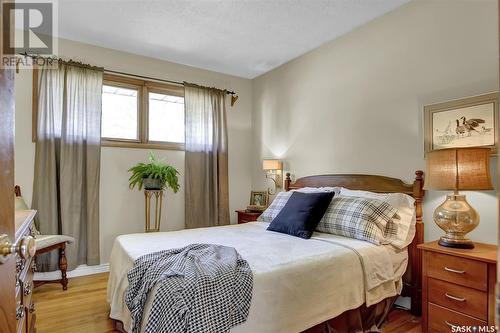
[59,0,410,78]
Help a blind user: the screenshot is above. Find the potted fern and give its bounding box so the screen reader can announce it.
[128,152,180,192]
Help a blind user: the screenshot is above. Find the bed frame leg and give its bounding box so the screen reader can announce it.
[112,319,127,333]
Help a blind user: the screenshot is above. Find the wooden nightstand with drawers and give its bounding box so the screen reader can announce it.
[419,241,497,333]
[235,210,262,224]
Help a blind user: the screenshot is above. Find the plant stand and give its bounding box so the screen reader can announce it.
[144,189,163,232]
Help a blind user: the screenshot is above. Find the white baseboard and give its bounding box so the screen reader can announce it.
[34,263,109,281]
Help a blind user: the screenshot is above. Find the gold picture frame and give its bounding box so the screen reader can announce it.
[249,191,269,207]
[424,92,499,155]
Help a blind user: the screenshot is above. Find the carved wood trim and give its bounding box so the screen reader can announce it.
[34,242,69,291]
[34,242,65,256]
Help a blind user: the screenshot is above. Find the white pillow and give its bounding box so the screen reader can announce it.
[294,186,341,194]
[339,188,416,249]
[257,187,341,223]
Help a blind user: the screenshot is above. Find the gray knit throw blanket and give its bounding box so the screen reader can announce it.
[125,243,253,333]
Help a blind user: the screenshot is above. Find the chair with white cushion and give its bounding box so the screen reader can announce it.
[15,185,74,290]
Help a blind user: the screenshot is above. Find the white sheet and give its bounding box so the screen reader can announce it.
[107,222,407,333]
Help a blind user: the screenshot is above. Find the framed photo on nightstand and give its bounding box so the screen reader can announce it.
[248,191,268,209]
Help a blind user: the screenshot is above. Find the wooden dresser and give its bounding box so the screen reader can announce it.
[419,241,497,333]
[235,210,263,224]
[14,210,37,333]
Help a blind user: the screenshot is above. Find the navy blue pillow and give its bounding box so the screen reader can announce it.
[267,191,335,239]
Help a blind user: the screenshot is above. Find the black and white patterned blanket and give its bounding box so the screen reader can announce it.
[125,243,253,333]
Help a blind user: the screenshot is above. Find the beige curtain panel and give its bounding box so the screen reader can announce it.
[32,63,103,271]
[184,83,230,229]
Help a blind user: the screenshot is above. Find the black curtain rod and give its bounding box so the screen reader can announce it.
[18,52,237,95]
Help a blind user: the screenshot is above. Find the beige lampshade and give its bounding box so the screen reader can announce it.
[262,159,282,171]
[424,148,493,191]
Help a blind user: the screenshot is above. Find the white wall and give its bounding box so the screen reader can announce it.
[251,0,499,244]
[14,38,253,263]
[15,0,500,267]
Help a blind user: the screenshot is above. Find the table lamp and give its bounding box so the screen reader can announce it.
[425,147,493,249]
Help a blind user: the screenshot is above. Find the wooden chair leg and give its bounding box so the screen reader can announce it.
[59,244,68,291]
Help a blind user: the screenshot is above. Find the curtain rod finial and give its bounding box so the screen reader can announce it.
[231,95,238,107]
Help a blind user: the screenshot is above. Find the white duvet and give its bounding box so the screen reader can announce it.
[107,222,407,333]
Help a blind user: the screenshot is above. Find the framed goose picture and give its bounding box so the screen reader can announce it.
[424,92,499,155]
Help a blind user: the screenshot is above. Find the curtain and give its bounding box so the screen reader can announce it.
[184,83,229,228]
[32,63,103,271]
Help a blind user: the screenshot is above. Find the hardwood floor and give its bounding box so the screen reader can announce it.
[34,273,421,333]
[383,308,421,333]
[34,273,115,333]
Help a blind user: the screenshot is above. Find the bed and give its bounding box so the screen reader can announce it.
[107,171,424,332]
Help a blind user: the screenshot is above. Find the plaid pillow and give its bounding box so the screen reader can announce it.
[317,196,399,245]
[257,191,293,222]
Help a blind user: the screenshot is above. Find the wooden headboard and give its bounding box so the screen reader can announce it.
[284,170,425,316]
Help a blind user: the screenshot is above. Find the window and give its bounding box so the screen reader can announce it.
[148,92,185,143]
[102,85,138,140]
[101,74,185,150]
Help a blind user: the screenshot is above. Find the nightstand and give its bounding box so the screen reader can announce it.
[418,241,497,333]
[235,210,262,224]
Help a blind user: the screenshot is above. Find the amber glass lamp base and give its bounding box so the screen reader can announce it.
[433,193,478,250]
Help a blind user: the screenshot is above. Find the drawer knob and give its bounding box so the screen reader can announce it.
[445,293,466,302]
[29,303,36,313]
[444,266,465,274]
